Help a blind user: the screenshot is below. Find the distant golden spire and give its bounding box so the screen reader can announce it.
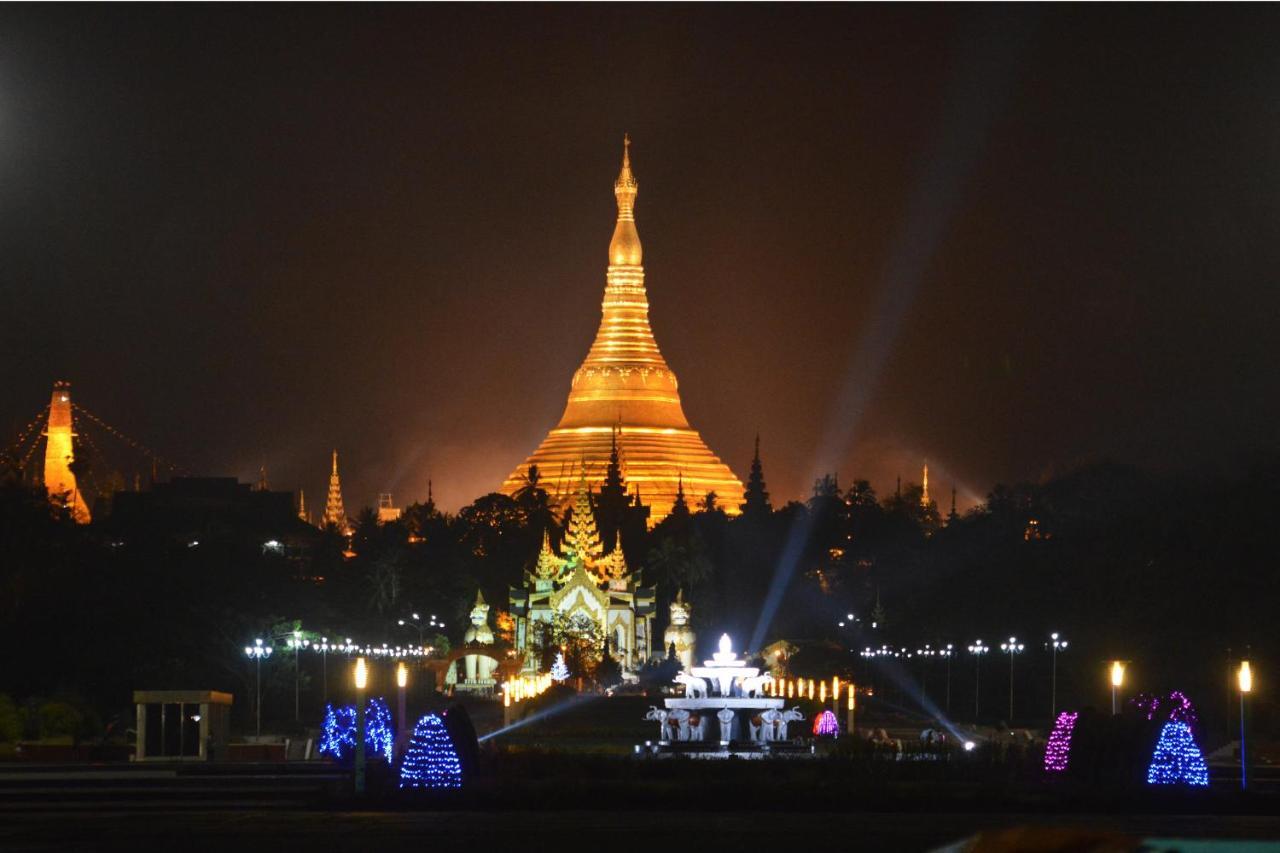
[921,462,930,507]
[609,133,642,265]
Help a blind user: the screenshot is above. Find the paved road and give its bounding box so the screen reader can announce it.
[3,809,1280,852]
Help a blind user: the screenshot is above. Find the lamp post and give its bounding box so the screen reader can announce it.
[354,657,368,795]
[1238,660,1252,791]
[243,639,273,737]
[396,661,408,757]
[941,644,954,712]
[397,612,446,650]
[1000,637,1024,722]
[1110,661,1126,715]
[968,640,989,719]
[320,637,329,706]
[287,630,309,721]
[1048,633,1068,719]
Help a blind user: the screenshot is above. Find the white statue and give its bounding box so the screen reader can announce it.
[663,589,696,672]
[741,674,774,698]
[687,712,707,741]
[644,706,670,742]
[668,709,691,741]
[760,709,784,742]
[776,707,805,740]
[675,672,709,699]
[717,707,735,743]
[462,589,496,684]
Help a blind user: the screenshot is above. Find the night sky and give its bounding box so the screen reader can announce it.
[3,6,1279,513]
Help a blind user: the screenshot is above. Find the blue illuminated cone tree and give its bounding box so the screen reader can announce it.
[399,713,462,789]
[1146,721,1209,787]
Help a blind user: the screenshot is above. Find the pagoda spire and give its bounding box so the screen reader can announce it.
[298,489,308,523]
[921,462,930,507]
[562,478,603,569]
[669,473,690,520]
[323,449,348,532]
[42,381,90,523]
[609,133,642,266]
[500,137,745,523]
[740,433,772,516]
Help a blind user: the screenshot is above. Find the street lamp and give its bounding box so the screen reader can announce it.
[396,661,409,756]
[1110,661,1126,715]
[1000,637,1024,722]
[1049,633,1068,718]
[941,644,954,712]
[243,639,273,737]
[1238,660,1252,791]
[354,657,368,795]
[319,637,329,706]
[968,640,989,719]
[398,612,447,649]
[286,630,309,721]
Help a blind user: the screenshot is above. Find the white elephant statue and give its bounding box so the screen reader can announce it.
[674,673,709,699]
[717,707,735,743]
[668,709,691,741]
[740,674,774,698]
[759,709,782,742]
[688,712,708,741]
[644,706,670,742]
[776,707,805,740]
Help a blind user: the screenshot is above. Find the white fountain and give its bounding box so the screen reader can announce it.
[645,633,803,750]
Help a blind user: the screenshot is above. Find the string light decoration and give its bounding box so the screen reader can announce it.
[1043,711,1078,773]
[812,710,839,737]
[1131,691,1201,737]
[365,697,395,762]
[1146,721,1209,787]
[550,652,570,682]
[319,704,357,759]
[399,713,463,789]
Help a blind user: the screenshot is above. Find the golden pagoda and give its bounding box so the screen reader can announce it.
[43,381,91,524]
[501,136,744,522]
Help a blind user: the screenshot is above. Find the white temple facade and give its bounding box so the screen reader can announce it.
[509,483,656,672]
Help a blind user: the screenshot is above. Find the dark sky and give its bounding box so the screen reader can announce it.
[3,5,1279,513]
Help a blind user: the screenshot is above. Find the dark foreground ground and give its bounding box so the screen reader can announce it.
[3,808,1280,853]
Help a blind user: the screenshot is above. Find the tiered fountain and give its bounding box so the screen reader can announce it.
[644,634,804,753]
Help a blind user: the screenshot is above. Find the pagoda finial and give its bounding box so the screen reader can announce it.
[609,133,642,265]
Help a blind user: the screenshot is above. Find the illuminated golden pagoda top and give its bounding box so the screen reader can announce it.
[501,135,744,522]
[609,133,642,266]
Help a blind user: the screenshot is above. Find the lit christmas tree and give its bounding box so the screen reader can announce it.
[318,704,356,759]
[550,651,570,682]
[365,697,394,762]
[1043,711,1078,773]
[812,710,839,737]
[1146,721,1209,787]
[399,713,463,789]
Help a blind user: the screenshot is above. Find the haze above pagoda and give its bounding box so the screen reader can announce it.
[502,136,744,522]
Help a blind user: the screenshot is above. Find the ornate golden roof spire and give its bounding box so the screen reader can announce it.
[609,133,642,265]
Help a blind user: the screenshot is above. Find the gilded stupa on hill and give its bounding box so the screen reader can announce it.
[502,136,744,522]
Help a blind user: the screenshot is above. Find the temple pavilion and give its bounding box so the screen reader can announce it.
[509,481,656,673]
[501,136,744,524]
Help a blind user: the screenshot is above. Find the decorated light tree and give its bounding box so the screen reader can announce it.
[1043,711,1078,773]
[399,713,463,789]
[365,697,394,762]
[318,704,356,759]
[551,651,570,682]
[1147,721,1209,787]
[812,710,839,737]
